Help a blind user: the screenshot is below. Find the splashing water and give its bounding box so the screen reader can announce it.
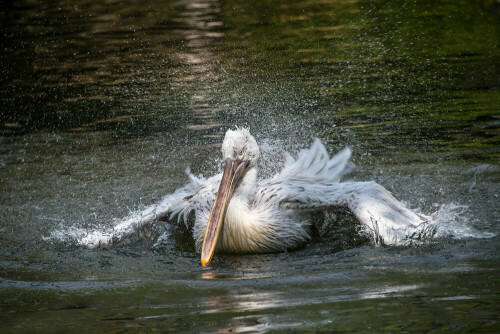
[429,203,496,240]
[45,143,495,250]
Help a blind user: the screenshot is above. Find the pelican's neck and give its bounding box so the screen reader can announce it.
[232,166,257,204]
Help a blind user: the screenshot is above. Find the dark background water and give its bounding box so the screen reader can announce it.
[1,0,499,332]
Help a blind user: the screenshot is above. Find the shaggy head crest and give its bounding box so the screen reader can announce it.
[222,127,260,166]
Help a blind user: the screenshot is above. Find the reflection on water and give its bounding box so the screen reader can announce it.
[2,0,498,160]
[203,291,281,313]
[1,0,499,332]
[171,0,225,133]
[201,268,277,281]
[0,0,228,137]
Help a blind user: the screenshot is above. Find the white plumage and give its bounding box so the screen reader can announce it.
[80,128,434,258]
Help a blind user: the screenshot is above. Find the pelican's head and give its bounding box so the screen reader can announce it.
[201,128,259,266]
[221,128,260,166]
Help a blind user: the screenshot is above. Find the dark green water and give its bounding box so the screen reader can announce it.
[1,0,499,332]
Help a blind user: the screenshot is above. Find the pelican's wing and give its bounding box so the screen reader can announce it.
[279,181,433,245]
[257,139,433,245]
[79,169,220,248]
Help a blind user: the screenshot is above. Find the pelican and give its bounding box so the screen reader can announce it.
[81,128,434,266]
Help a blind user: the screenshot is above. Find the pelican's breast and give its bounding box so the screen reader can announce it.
[216,197,312,253]
[193,195,313,254]
[217,198,277,253]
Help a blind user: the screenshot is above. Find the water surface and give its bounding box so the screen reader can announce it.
[1,0,499,332]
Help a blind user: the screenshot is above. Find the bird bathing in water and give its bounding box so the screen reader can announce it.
[81,128,434,266]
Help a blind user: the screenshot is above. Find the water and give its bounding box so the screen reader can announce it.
[1,0,499,332]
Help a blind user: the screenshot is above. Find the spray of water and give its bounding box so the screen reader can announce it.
[429,203,496,240]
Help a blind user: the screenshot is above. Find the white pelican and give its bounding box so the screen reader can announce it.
[81,128,434,266]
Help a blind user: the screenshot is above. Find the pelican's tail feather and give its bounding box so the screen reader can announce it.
[276,139,353,184]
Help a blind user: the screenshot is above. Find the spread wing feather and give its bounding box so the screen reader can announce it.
[256,139,433,245]
[79,168,219,248]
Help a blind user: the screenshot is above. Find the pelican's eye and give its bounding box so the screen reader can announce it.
[239,149,244,157]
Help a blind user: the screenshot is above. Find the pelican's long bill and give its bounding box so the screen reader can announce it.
[201,158,250,266]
